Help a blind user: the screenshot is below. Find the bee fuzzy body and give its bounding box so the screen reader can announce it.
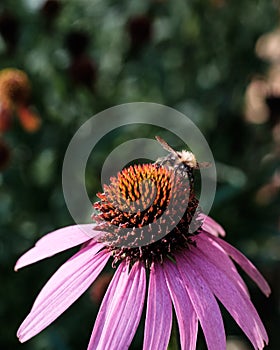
[155,152,196,186]
[155,136,210,188]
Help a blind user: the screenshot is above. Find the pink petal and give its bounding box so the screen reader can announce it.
[195,232,249,296]
[163,260,198,350]
[31,241,104,310]
[17,242,109,343]
[88,263,129,349]
[15,224,100,271]
[143,262,172,350]
[205,232,271,297]
[87,261,146,350]
[187,248,268,350]
[200,214,226,237]
[177,253,227,350]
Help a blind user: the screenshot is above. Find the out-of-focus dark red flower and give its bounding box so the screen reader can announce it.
[0,138,10,171]
[65,30,90,58]
[127,15,153,53]
[41,0,62,21]
[0,68,41,133]
[68,55,97,89]
[64,30,98,89]
[0,11,19,53]
[89,273,113,305]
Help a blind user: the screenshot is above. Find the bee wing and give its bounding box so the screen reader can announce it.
[155,136,178,155]
[196,161,211,169]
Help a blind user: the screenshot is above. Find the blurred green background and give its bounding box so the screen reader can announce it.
[0,0,279,349]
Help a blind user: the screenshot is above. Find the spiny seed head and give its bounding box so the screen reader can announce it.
[92,163,201,267]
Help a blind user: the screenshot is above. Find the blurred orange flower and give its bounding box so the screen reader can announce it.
[0,68,41,133]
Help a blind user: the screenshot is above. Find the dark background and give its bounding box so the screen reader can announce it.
[0,0,279,349]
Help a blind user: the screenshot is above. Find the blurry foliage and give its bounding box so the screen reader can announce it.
[0,0,279,349]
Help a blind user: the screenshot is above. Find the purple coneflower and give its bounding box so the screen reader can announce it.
[16,143,270,350]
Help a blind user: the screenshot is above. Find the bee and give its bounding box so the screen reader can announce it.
[155,136,210,186]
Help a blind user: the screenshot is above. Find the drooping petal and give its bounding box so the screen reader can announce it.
[143,262,172,350]
[200,213,226,237]
[31,241,104,310]
[176,254,227,350]
[15,224,99,270]
[205,232,271,297]
[195,232,249,296]
[17,242,109,343]
[187,248,268,350]
[164,260,198,350]
[87,261,146,350]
